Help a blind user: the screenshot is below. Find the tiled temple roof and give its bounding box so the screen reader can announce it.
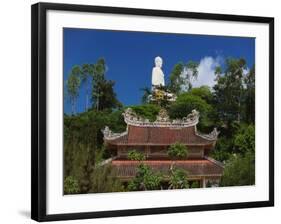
[111,158,223,178]
[102,108,219,146]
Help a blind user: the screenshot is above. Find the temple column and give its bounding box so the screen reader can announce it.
[202,177,206,188]
[145,145,150,158]
[117,145,120,157]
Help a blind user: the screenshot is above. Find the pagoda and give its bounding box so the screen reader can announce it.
[102,56,224,188]
[102,108,223,188]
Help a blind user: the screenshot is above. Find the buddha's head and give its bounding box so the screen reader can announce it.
[155,56,163,68]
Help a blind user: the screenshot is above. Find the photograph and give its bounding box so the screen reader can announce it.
[63,28,255,194]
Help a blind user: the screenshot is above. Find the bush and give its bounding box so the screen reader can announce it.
[168,93,214,131]
[64,176,80,194]
[168,142,188,160]
[221,151,255,186]
[233,124,255,154]
[168,168,189,189]
[130,104,161,121]
[128,150,146,161]
[91,165,124,193]
[127,164,163,191]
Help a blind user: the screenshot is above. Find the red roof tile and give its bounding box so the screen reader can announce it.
[111,159,223,178]
[106,125,215,146]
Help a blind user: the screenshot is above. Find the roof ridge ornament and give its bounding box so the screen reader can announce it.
[102,126,128,140]
[156,108,170,122]
[123,107,200,127]
[195,127,220,141]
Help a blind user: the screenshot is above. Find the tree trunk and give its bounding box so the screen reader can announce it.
[96,96,99,111]
[85,79,89,111]
[71,98,75,115]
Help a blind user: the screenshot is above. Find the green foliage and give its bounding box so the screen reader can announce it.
[91,165,124,193]
[213,58,247,123]
[211,124,255,163]
[81,64,94,111]
[64,176,80,194]
[233,124,255,154]
[169,93,210,118]
[189,86,213,103]
[168,168,189,189]
[130,104,161,121]
[186,60,199,81]
[210,137,233,162]
[244,65,255,123]
[92,58,122,111]
[215,66,222,76]
[221,151,255,186]
[63,109,126,193]
[168,142,188,160]
[63,114,97,193]
[140,87,152,104]
[169,92,214,131]
[128,164,163,191]
[168,62,184,95]
[190,181,200,188]
[168,61,199,94]
[128,150,146,161]
[63,56,256,193]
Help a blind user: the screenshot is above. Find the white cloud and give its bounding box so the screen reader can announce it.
[191,56,222,88]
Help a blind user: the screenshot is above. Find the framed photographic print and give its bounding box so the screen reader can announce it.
[31,2,274,222]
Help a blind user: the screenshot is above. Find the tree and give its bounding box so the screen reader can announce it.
[210,136,233,162]
[81,64,93,111]
[221,151,255,186]
[128,150,146,161]
[140,87,152,104]
[213,58,247,124]
[168,168,189,189]
[92,58,105,111]
[130,104,161,121]
[168,92,214,131]
[184,60,199,90]
[92,58,121,111]
[91,165,124,193]
[166,143,189,189]
[168,61,199,94]
[244,65,255,123]
[167,142,188,160]
[219,123,255,186]
[127,163,163,191]
[64,176,80,194]
[168,62,184,95]
[189,86,213,104]
[66,66,81,115]
[214,66,222,81]
[233,124,255,155]
[127,150,163,191]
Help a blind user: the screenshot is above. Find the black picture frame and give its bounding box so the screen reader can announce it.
[31,2,274,222]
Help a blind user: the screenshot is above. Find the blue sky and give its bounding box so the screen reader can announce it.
[64,28,255,114]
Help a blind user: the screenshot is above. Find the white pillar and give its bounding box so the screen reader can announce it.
[202,177,206,188]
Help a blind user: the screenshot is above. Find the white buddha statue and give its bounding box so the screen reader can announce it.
[152,56,165,87]
[149,56,176,103]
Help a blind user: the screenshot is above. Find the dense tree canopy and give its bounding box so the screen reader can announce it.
[221,151,255,186]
